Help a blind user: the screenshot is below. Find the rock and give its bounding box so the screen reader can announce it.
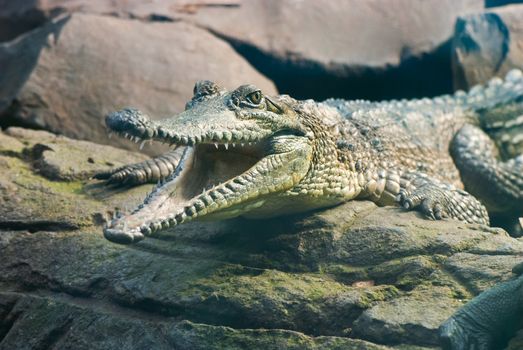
[0,293,388,350]
[0,0,484,100]
[0,127,152,230]
[485,0,523,8]
[452,5,523,90]
[4,127,150,181]
[352,287,463,346]
[0,13,276,152]
[169,0,485,100]
[0,0,48,42]
[451,5,523,161]
[1,127,522,349]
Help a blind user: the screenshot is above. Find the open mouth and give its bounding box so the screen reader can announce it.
[104,131,270,244]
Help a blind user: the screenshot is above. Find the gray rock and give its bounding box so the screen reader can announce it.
[171,0,485,100]
[0,0,48,42]
[0,13,276,152]
[352,287,463,346]
[0,293,388,350]
[452,5,523,90]
[1,127,522,349]
[0,127,153,230]
[0,0,484,100]
[451,5,523,161]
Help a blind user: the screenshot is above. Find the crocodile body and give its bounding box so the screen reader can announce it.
[96,70,523,349]
[98,70,523,242]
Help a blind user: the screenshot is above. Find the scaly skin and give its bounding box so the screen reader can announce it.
[97,72,523,349]
[440,267,523,350]
[98,71,523,244]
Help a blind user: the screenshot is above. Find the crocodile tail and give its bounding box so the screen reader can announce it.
[458,69,523,158]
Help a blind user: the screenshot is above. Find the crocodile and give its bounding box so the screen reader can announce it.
[95,70,523,349]
[97,70,523,244]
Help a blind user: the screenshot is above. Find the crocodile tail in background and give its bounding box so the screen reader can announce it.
[458,69,523,158]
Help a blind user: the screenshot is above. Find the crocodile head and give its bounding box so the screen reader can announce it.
[103,81,319,244]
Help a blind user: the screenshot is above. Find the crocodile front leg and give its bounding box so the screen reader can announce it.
[440,272,523,350]
[94,148,185,185]
[364,171,490,225]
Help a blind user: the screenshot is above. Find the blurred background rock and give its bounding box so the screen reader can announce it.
[1,0,522,151]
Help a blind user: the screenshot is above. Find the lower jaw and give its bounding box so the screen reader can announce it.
[104,140,310,243]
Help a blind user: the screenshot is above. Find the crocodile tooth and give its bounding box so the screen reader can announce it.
[175,212,186,223]
[241,143,245,147]
[157,127,167,138]
[214,143,219,149]
[232,143,236,148]
[140,140,146,150]
[181,136,188,144]
[217,187,231,195]
[140,225,152,236]
[108,132,113,139]
[194,200,205,211]
[224,143,229,150]
[134,137,140,143]
[186,206,197,216]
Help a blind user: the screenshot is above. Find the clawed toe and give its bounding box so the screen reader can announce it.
[396,188,446,221]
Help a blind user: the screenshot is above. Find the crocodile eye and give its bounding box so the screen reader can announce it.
[246,90,262,105]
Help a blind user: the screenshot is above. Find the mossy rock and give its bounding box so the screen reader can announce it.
[0,128,521,349]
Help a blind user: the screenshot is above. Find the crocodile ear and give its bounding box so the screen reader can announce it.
[192,80,223,99]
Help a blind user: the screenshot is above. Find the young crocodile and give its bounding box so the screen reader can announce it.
[97,70,522,244]
[95,70,523,349]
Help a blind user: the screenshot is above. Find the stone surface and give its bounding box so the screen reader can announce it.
[452,4,523,90]
[0,0,484,100]
[0,127,153,230]
[0,0,46,42]
[1,127,522,349]
[0,13,276,153]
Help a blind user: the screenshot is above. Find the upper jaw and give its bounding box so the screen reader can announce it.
[105,107,274,148]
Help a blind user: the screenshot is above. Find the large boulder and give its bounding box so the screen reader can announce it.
[0,13,276,153]
[452,4,523,90]
[0,0,484,100]
[1,127,522,349]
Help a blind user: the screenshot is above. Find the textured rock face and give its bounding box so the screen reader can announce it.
[173,0,485,100]
[0,0,484,100]
[0,13,276,152]
[1,127,522,349]
[452,4,523,89]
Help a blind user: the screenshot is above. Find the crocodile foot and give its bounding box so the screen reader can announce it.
[396,184,447,220]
